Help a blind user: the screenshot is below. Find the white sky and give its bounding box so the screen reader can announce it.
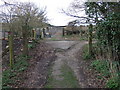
[0,0,86,26]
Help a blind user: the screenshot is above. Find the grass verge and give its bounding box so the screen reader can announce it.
[44,63,79,88]
[91,60,120,89]
[60,64,80,88]
[82,44,92,60]
[82,43,120,89]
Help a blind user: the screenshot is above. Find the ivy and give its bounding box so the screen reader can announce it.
[85,2,120,88]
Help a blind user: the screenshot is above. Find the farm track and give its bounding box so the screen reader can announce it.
[2,39,105,88]
[45,41,92,88]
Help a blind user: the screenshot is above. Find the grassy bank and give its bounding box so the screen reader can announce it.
[82,43,120,89]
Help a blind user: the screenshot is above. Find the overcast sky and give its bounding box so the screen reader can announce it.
[0,0,86,26]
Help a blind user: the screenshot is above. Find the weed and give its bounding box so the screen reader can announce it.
[2,55,29,88]
[91,60,110,77]
[82,44,92,60]
[83,52,92,60]
[2,69,16,86]
[28,44,34,49]
[28,39,38,49]
[91,60,120,89]
[106,77,119,88]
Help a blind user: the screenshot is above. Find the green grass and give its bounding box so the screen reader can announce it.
[106,77,120,89]
[44,64,79,88]
[82,42,119,89]
[82,43,98,60]
[91,60,110,77]
[91,60,120,89]
[60,64,80,88]
[2,55,29,89]
[44,65,54,88]
[82,44,92,60]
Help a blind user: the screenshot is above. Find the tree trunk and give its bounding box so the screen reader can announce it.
[80,30,82,37]
[63,28,65,36]
[22,25,28,56]
[88,24,93,56]
[43,28,45,38]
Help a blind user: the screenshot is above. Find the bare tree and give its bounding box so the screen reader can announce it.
[13,2,47,55]
[62,0,94,56]
[1,1,47,66]
[1,2,16,68]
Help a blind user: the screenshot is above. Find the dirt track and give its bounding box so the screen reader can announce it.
[46,41,91,88]
[15,40,102,88]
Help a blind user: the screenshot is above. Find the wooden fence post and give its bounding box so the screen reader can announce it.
[8,31,14,68]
